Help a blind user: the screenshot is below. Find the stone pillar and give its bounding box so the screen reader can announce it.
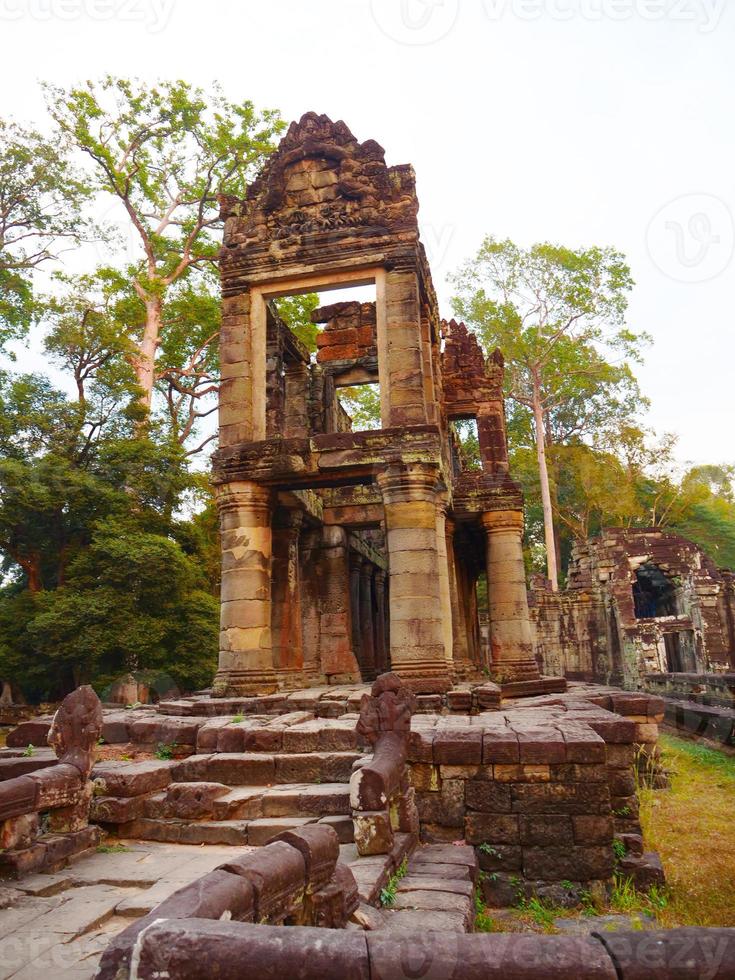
[359,562,376,680]
[299,528,322,679]
[219,291,256,448]
[382,270,427,427]
[213,481,276,697]
[377,463,451,691]
[349,553,363,671]
[435,495,454,671]
[319,527,361,682]
[446,519,472,677]
[481,509,540,683]
[374,569,388,675]
[272,510,304,684]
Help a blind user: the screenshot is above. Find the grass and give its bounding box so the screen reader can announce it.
[96,843,130,854]
[637,733,735,927]
[473,733,735,934]
[379,857,408,907]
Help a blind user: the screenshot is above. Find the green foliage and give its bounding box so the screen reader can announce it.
[610,874,669,915]
[273,294,321,352]
[338,384,382,431]
[379,857,408,907]
[612,839,627,862]
[515,894,558,931]
[155,742,175,760]
[22,744,34,757]
[0,119,92,344]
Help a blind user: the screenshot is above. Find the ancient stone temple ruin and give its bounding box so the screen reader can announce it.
[212,111,563,700]
[4,112,735,980]
[531,527,735,685]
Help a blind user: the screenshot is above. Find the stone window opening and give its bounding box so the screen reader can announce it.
[451,418,482,472]
[337,382,382,432]
[632,562,680,619]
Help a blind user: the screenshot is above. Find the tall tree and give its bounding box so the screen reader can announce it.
[0,120,91,343]
[452,237,647,590]
[44,77,283,411]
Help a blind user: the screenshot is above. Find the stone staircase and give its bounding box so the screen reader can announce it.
[91,750,362,847]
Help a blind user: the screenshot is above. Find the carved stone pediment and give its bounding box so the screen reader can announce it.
[221,112,418,255]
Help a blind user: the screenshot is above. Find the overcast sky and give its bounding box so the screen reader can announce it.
[2,0,733,467]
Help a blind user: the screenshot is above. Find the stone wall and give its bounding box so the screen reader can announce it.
[406,691,664,898]
[531,529,735,686]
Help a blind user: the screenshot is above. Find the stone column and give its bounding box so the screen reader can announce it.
[299,528,322,679]
[359,562,377,680]
[213,481,276,697]
[349,553,363,672]
[481,509,540,683]
[319,527,361,682]
[446,519,472,677]
[435,494,454,671]
[377,463,451,691]
[374,569,388,675]
[271,510,304,685]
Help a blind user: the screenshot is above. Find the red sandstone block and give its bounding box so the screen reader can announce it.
[315,327,358,347]
[581,717,636,744]
[465,812,519,845]
[482,731,520,765]
[571,815,615,845]
[519,814,574,846]
[516,729,566,765]
[219,841,306,921]
[609,693,651,717]
[433,729,482,766]
[558,726,607,764]
[408,730,435,763]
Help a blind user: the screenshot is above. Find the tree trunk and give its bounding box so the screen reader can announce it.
[532,377,559,592]
[135,297,163,410]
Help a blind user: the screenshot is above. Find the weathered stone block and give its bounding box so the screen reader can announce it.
[519,814,574,846]
[464,812,519,845]
[465,780,512,813]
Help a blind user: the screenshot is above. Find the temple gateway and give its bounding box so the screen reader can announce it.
[212,111,565,701]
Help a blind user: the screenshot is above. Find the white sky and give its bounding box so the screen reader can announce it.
[1,0,733,467]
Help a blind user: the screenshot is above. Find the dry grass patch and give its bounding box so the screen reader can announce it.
[639,733,735,927]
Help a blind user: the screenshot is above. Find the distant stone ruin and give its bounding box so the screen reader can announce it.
[531,527,735,685]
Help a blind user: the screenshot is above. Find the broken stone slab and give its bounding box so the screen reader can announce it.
[396,875,474,897]
[247,816,319,846]
[130,919,370,980]
[92,760,174,798]
[218,840,306,921]
[95,870,255,980]
[378,908,470,934]
[271,824,340,893]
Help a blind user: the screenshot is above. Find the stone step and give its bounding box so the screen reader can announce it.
[368,843,478,934]
[112,813,353,847]
[171,751,363,786]
[139,782,351,822]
